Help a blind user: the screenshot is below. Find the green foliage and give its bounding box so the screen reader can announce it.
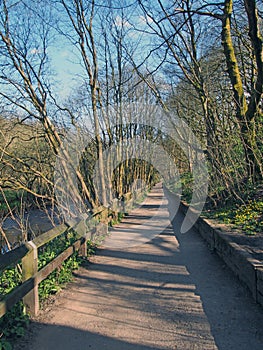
[0,339,12,350]
[0,190,22,212]
[134,191,148,205]
[108,211,126,227]
[38,253,81,301]
[38,230,78,269]
[205,200,263,235]
[168,172,193,203]
[0,266,28,349]
[118,212,125,222]
[37,231,85,301]
[86,240,96,255]
[0,303,29,344]
[0,265,22,296]
[0,231,96,349]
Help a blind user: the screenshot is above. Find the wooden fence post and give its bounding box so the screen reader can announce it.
[73,216,88,258]
[79,238,87,258]
[22,241,39,316]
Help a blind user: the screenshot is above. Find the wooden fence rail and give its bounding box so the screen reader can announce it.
[0,190,146,319]
[0,212,108,318]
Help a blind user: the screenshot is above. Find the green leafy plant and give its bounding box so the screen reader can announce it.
[0,190,26,213]
[0,232,96,349]
[108,211,126,227]
[37,231,86,301]
[0,339,13,350]
[168,172,193,203]
[0,302,29,349]
[233,200,263,234]
[0,265,22,296]
[204,200,263,235]
[0,265,25,348]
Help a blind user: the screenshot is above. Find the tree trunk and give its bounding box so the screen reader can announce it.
[221,0,263,180]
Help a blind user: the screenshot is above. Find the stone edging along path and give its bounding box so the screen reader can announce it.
[164,187,263,308]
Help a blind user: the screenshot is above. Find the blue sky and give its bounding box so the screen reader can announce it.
[47,2,155,100]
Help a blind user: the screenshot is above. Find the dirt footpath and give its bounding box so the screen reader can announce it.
[15,184,263,350]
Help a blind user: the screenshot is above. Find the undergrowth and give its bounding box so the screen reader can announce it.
[204,200,263,235]
[168,174,263,236]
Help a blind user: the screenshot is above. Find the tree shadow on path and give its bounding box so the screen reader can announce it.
[14,188,263,350]
[18,323,163,350]
[166,192,263,350]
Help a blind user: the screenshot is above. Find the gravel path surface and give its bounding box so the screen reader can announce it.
[15,184,263,350]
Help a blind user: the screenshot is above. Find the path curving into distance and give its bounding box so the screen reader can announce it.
[15,184,263,350]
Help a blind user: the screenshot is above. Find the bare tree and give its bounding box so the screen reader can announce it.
[0,0,95,220]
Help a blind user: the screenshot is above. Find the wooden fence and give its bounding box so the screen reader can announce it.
[0,212,107,318]
[0,189,147,319]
